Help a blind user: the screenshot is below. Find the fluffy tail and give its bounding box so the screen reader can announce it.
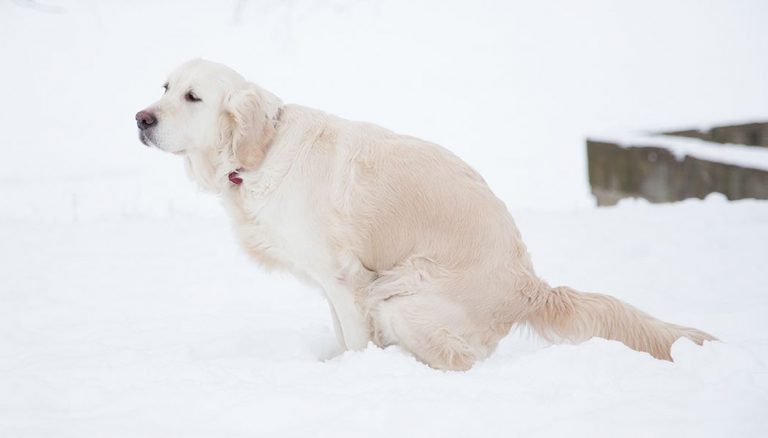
[523,285,716,360]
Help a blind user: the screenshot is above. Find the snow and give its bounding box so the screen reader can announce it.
[2,197,768,437]
[589,132,768,171]
[2,0,768,436]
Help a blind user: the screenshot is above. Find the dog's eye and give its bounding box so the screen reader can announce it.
[162,83,168,93]
[185,91,202,102]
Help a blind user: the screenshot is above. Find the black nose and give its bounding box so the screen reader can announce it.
[135,110,157,130]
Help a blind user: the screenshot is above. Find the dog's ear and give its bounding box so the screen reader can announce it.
[224,85,281,170]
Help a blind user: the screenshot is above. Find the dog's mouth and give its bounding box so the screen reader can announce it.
[138,130,154,147]
[139,131,186,155]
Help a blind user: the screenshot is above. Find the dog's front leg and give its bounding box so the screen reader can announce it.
[327,301,345,348]
[324,283,371,350]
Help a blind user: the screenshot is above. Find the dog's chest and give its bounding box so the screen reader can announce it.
[227,182,328,280]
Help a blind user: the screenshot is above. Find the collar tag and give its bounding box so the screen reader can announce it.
[228,171,243,185]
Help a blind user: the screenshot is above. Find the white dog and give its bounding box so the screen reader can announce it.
[136,59,714,370]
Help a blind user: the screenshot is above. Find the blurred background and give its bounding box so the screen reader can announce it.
[2,0,767,219]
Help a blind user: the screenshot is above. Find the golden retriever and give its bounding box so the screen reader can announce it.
[135,59,715,370]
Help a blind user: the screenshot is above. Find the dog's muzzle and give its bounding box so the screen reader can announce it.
[136,110,157,146]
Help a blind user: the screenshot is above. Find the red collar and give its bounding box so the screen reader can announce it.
[228,169,243,185]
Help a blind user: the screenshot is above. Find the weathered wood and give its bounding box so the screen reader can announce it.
[663,122,768,147]
[586,140,768,206]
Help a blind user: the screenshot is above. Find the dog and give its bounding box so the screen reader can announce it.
[135,59,715,370]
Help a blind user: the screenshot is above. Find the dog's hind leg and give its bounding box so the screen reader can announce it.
[365,259,489,371]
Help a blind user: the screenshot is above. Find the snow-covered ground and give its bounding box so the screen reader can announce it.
[2,197,767,437]
[2,1,768,437]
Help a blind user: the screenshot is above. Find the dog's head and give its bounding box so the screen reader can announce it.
[136,59,281,190]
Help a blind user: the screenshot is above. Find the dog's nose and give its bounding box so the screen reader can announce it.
[135,110,157,130]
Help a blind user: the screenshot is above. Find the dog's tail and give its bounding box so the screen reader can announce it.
[522,283,716,360]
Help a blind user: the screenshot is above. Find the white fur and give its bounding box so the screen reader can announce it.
[137,59,715,370]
